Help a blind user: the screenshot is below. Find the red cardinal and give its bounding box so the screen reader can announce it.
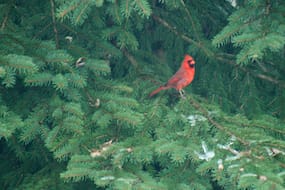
[149,54,195,98]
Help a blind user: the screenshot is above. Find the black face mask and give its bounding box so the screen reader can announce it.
[187,60,195,68]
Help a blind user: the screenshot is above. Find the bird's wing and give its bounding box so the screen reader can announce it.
[166,69,185,87]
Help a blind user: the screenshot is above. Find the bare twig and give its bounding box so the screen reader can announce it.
[255,73,285,87]
[152,15,213,57]
[50,0,59,48]
[1,15,8,30]
[180,0,200,42]
[1,2,12,30]
[122,49,139,68]
[33,22,52,39]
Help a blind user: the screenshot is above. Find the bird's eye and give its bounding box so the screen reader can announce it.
[187,60,192,64]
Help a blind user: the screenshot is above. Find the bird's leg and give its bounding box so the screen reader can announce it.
[179,89,186,99]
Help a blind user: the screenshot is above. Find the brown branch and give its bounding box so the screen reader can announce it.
[1,14,8,30]
[33,22,52,39]
[152,14,285,88]
[255,73,285,87]
[247,122,285,135]
[215,55,285,88]
[121,49,139,68]
[152,15,213,57]
[222,115,285,137]
[1,2,13,30]
[180,0,200,42]
[50,0,59,48]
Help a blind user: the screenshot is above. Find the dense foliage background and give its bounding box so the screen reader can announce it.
[0,0,285,189]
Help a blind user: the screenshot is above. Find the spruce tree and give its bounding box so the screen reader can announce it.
[0,0,284,189]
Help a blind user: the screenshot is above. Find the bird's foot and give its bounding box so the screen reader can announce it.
[179,90,186,99]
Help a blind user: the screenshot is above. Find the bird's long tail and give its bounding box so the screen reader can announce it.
[149,85,171,97]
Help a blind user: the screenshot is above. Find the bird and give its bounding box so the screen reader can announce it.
[149,54,195,98]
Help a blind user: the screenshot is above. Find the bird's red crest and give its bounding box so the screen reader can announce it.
[182,54,195,69]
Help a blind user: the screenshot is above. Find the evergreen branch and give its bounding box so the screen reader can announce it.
[120,0,131,18]
[107,96,139,108]
[3,54,38,75]
[20,109,46,144]
[222,116,285,135]
[236,46,250,64]
[1,13,8,30]
[65,73,87,88]
[45,49,73,63]
[0,2,12,30]
[153,13,285,88]
[254,73,285,88]
[58,23,78,36]
[24,73,53,86]
[63,119,83,133]
[1,68,15,87]
[54,143,74,160]
[215,55,285,88]
[180,0,200,42]
[56,1,80,19]
[152,14,197,44]
[113,111,142,126]
[118,31,139,50]
[74,1,90,25]
[212,23,245,47]
[63,103,84,118]
[133,0,152,18]
[92,111,112,128]
[104,1,122,24]
[112,85,133,93]
[52,74,68,91]
[187,96,249,145]
[249,123,285,135]
[33,23,53,40]
[257,141,285,149]
[212,7,263,47]
[122,49,138,68]
[232,33,260,46]
[60,168,91,182]
[1,1,285,189]
[0,67,5,78]
[83,88,98,107]
[86,59,111,75]
[152,15,214,57]
[45,126,61,151]
[0,110,23,139]
[50,0,59,48]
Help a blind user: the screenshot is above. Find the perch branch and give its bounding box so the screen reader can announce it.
[152,14,285,88]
